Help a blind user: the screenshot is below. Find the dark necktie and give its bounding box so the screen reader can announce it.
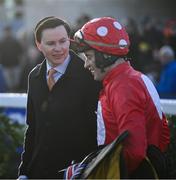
[47,68,57,91]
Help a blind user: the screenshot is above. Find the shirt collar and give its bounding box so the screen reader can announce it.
[103,61,131,86]
[46,54,71,74]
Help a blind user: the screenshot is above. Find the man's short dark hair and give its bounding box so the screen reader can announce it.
[34,16,71,42]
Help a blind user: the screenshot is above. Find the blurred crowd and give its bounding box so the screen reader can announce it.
[0,14,176,98]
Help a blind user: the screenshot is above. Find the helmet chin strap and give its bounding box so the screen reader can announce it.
[95,51,121,72]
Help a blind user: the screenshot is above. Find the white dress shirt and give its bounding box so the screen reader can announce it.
[46,54,71,82]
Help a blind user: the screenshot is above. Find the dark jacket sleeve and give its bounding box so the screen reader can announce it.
[18,73,36,176]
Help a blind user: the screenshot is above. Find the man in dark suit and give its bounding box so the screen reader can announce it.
[18,17,101,179]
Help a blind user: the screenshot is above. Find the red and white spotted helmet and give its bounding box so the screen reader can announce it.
[74,17,130,56]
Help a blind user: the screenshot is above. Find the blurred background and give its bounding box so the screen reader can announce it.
[0,0,176,94]
[0,0,176,178]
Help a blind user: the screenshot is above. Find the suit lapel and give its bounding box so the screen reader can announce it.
[35,59,49,91]
[63,50,81,78]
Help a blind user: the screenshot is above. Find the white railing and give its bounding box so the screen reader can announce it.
[0,93,27,108]
[160,99,176,115]
[0,93,176,115]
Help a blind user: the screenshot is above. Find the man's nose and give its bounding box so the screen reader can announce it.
[84,60,89,69]
[54,43,61,51]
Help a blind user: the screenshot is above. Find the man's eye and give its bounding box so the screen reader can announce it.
[59,39,67,44]
[46,42,54,46]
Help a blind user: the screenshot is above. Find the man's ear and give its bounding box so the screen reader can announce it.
[35,41,42,51]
